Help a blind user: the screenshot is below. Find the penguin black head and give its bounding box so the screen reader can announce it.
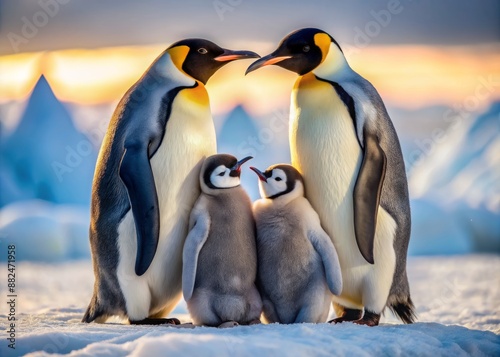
[201,154,253,192]
[246,28,339,76]
[250,164,304,200]
[167,39,260,84]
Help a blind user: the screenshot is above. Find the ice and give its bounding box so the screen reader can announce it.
[0,75,97,208]
[408,102,500,254]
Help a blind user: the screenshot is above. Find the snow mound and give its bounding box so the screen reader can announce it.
[0,200,90,261]
[15,323,500,357]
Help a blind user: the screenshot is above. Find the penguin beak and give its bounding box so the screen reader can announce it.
[230,156,253,175]
[215,49,260,62]
[245,54,292,75]
[249,167,267,182]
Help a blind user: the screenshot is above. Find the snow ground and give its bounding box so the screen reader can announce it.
[0,255,499,356]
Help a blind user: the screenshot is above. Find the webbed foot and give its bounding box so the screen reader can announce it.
[129,317,181,325]
[329,308,363,324]
[352,311,380,326]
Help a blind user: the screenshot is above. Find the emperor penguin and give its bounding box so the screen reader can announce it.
[182,154,262,327]
[83,40,259,324]
[246,28,415,326]
[250,164,342,324]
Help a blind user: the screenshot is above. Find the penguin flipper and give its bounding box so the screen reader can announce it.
[119,144,160,276]
[353,128,387,264]
[182,210,210,301]
[307,230,343,296]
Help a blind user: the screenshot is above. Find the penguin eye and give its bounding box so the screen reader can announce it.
[198,48,208,54]
[218,172,225,176]
[302,45,310,53]
[275,177,282,182]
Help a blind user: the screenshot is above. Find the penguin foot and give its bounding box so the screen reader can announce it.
[218,321,239,328]
[329,308,363,324]
[129,317,181,325]
[352,311,380,327]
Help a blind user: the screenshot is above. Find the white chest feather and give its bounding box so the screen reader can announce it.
[290,76,362,213]
[290,75,396,312]
[116,89,216,319]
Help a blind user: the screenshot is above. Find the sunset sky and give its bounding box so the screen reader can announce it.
[1,44,499,115]
[0,0,499,120]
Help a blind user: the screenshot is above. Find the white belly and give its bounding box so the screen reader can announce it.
[290,79,396,312]
[116,94,216,320]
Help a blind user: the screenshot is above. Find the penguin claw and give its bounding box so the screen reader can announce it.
[352,311,380,327]
[169,318,181,325]
[329,317,349,324]
[352,318,379,327]
[328,308,363,324]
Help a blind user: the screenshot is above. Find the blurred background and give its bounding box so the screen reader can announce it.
[0,0,499,261]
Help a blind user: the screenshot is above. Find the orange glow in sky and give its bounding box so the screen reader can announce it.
[0,43,499,117]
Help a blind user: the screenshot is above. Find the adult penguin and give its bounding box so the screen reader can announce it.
[83,39,259,324]
[246,28,415,326]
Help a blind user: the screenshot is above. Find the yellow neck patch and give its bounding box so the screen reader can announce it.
[294,72,324,91]
[314,33,331,63]
[167,45,190,74]
[179,82,209,107]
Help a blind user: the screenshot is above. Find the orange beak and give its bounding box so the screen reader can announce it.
[245,54,292,74]
[214,49,260,62]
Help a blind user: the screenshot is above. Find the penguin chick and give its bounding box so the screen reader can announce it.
[182,154,262,327]
[250,164,342,324]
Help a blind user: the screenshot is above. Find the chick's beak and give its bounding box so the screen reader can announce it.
[245,54,292,75]
[230,156,253,175]
[250,167,267,182]
[215,49,260,62]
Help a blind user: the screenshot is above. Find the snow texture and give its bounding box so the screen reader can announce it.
[0,255,498,356]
